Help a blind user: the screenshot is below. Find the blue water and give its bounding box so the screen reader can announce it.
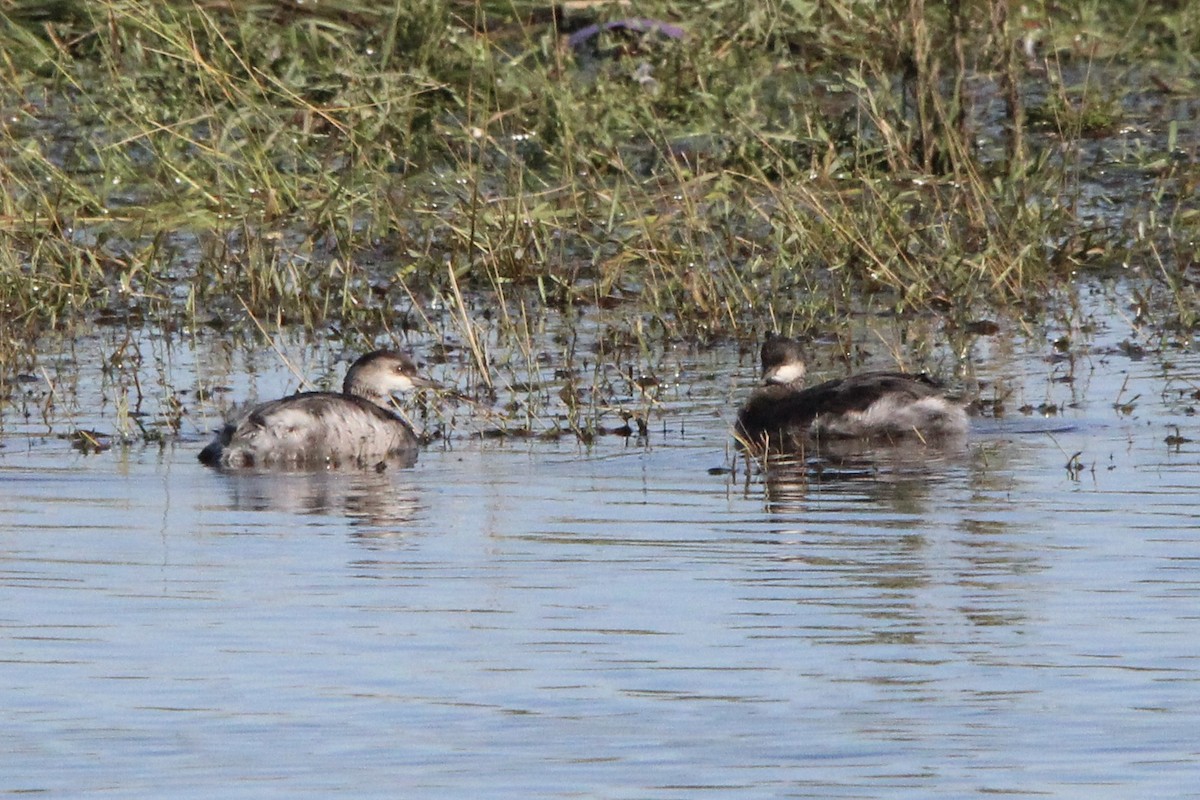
[3,287,1200,798]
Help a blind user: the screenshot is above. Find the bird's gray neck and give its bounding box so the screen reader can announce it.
[344,380,384,404]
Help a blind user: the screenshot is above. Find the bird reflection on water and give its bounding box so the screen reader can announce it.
[744,440,968,515]
[215,466,425,534]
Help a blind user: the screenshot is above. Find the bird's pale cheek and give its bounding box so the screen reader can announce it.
[765,363,806,385]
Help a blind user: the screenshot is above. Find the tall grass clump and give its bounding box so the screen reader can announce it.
[0,0,1196,364]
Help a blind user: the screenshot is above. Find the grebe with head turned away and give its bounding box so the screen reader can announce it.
[736,335,968,448]
[199,349,433,469]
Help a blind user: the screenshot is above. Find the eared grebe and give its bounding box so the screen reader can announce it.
[199,349,433,469]
[737,335,968,447]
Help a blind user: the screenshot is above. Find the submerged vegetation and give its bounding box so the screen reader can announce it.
[0,0,1198,440]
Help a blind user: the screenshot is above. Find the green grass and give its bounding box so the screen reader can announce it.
[0,0,1197,374]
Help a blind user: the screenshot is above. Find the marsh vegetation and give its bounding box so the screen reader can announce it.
[0,0,1197,442]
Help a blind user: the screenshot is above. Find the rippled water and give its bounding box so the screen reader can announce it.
[3,285,1200,797]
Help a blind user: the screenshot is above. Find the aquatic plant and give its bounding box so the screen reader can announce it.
[0,0,1196,440]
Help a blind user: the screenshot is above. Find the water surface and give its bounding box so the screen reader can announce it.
[2,285,1200,798]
